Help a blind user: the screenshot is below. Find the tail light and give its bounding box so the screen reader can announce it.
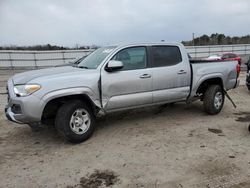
[236,64,241,77]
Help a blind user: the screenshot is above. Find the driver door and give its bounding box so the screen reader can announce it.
[101,46,153,111]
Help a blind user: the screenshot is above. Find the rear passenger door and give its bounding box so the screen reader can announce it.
[150,45,191,103]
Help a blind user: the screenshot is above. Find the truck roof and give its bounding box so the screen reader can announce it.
[109,42,182,48]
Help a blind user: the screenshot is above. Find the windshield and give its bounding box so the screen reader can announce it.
[77,47,116,69]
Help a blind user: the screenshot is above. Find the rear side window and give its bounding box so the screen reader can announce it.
[152,46,182,67]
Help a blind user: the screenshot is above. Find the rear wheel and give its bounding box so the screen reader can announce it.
[203,85,224,115]
[55,100,95,143]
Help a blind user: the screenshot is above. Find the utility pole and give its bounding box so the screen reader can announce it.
[192,33,195,46]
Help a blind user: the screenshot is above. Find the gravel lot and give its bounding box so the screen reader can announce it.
[0,70,250,188]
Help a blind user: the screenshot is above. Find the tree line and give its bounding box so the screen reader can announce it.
[1,34,250,50]
[182,33,250,46]
[0,44,98,51]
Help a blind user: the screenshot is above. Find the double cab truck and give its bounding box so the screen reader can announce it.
[5,43,240,143]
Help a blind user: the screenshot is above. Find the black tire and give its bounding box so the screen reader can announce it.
[248,124,250,132]
[55,100,95,143]
[247,85,250,91]
[203,85,224,115]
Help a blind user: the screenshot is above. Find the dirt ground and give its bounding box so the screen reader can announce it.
[1,70,250,188]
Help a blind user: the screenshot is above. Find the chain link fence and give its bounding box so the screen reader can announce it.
[0,49,94,69]
[186,44,250,58]
[0,44,250,69]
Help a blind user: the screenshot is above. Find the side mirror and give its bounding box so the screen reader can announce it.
[105,60,124,72]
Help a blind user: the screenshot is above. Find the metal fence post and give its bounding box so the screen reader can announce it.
[8,52,13,70]
[33,52,38,69]
[62,51,65,64]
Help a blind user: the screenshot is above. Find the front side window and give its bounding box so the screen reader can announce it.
[112,47,146,71]
[152,46,182,67]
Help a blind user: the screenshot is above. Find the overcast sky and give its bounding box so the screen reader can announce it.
[0,0,250,47]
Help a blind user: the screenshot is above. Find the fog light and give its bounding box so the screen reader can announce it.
[11,104,22,114]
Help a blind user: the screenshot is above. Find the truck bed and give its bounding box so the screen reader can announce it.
[189,60,238,98]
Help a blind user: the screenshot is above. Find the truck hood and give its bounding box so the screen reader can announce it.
[12,66,89,85]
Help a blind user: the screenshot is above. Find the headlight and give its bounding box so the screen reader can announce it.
[14,84,41,97]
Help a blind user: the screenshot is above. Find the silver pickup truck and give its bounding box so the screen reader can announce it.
[5,43,240,143]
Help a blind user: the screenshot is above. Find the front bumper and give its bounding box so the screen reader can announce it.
[4,79,44,124]
[5,106,23,124]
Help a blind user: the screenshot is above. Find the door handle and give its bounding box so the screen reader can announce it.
[140,74,151,79]
[177,70,187,74]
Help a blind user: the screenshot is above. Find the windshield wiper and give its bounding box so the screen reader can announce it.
[78,66,89,69]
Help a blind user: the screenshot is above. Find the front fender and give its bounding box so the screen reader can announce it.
[39,87,101,117]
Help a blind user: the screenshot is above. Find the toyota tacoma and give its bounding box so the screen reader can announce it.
[5,43,240,143]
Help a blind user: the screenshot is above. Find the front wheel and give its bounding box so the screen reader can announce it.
[55,100,95,143]
[203,85,225,115]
